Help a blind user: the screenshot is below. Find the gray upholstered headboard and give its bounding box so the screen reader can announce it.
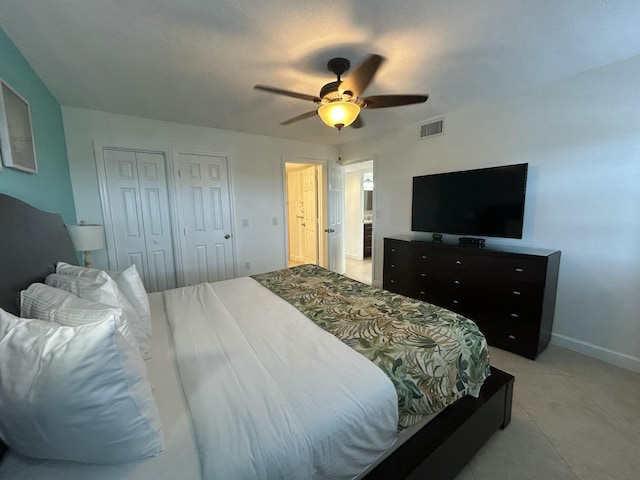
[0,193,78,315]
[0,194,79,461]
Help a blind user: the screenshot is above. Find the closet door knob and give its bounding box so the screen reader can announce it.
[224,234,231,239]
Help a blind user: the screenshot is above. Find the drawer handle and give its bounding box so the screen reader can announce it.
[390,279,395,283]
[454,280,460,285]
[390,264,395,268]
[455,260,462,265]
[420,273,427,277]
[513,291,521,295]
[421,255,427,259]
[391,248,395,252]
[515,268,524,272]
[508,335,516,340]
[510,313,519,318]
[419,291,426,295]
[452,300,459,304]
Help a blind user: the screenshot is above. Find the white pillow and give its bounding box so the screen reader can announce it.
[46,270,151,359]
[20,282,123,327]
[108,265,152,338]
[57,263,152,340]
[20,283,140,355]
[0,308,164,464]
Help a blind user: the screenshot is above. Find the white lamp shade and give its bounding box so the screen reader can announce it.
[66,224,105,251]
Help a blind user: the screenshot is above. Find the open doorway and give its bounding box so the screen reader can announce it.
[343,160,373,284]
[285,162,324,267]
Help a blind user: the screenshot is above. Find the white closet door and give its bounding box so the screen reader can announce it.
[102,149,177,292]
[176,152,236,285]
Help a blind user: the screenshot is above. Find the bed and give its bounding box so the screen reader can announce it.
[0,193,513,479]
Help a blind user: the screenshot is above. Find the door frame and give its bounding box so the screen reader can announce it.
[282,157,327,268]
[94,141,185,285]
[301,164,319,265]
[344,165,372,261]
[340,154,377,282]
[171,148,238,280]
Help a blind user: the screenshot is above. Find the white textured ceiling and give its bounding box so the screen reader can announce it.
[1,1,639,146]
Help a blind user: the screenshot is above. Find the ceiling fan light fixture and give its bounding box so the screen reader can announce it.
[318,101,361,130]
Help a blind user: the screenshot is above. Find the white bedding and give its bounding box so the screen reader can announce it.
[0,278,401,479]
[0,293,201,480]
[163,277,399,479]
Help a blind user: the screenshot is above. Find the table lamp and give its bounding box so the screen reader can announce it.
[66,221,105,268]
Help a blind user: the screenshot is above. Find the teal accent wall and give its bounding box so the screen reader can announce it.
[0,27,75,223]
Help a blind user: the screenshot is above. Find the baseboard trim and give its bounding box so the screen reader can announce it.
[551,333,640,373]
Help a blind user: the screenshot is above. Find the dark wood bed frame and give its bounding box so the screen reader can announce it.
[0,193,514,479]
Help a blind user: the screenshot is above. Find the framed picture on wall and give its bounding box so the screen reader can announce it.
[0,79,38,173]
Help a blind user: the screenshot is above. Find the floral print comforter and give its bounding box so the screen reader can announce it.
[251,264,490,429]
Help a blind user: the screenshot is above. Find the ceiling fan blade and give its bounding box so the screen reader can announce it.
[351,115,364,129]
[254,85,321,103]
[339,54,385,98]
[280,110,318,125]
[361,94,429,109]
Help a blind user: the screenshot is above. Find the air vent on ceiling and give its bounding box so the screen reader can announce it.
[419,118,444,139]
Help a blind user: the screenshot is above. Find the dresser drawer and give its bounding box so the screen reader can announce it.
[409,277,443,303]
[490,258,546,282]
[479,317,540,359]
[433,291,480,319]
[484,281,544,309]
[442,252,546,282]
[384,240,412,263]
[382,268,412,296]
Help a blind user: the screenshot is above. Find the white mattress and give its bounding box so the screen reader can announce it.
[0,292,201,480]
[163,277,399,479]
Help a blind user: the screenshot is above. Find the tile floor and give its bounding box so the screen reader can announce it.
[288,257,373,285]
[287,259,306,268]
[455,345,640,480]
[344,257,373,284]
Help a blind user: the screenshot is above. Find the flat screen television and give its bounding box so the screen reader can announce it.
[411,163,528,239]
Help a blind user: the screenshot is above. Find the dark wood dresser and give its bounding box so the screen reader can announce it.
[383,236,561,359]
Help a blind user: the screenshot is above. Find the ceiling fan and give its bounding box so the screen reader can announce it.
[254,54,428,131]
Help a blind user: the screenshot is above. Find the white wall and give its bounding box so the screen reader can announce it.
[62,106,338,276]
[339,56,640,371]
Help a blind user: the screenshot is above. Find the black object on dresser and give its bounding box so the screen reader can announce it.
[383,236,561,359]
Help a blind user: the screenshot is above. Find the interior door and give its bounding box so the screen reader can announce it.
[302,165,318,265]
[102,148,177,292]
[176,152,236,285]
[327,159,345,273]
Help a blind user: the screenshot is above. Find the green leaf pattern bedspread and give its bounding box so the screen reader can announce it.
[252,265,491,429]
